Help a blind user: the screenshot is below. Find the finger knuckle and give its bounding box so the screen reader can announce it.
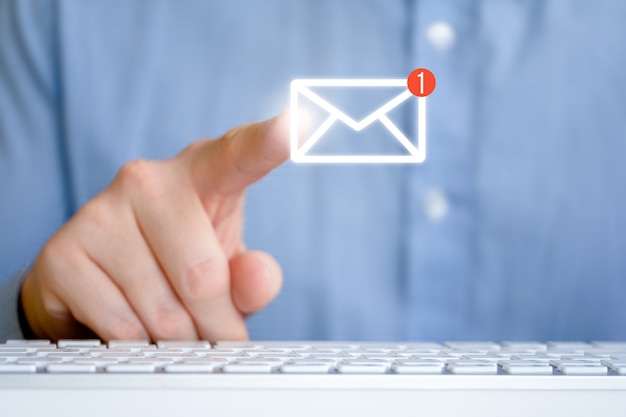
[115,159,160,196]
[152,305,193,340]
[218,132,249,177]
[37,235,75,280]
[180,259,229,303]
[108,316,146,340]
[75,198,116,235]
[38,238,65,269]
[39,289,67,320]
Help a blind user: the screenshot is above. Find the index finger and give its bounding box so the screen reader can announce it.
[191,110,294,196]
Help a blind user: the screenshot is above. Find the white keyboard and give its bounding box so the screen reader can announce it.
[1,339,626,375]
[2,340,626,417]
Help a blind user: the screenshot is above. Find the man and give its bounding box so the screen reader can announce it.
[1,0,626,343]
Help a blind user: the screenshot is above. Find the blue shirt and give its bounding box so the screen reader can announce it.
[1,0,626,342]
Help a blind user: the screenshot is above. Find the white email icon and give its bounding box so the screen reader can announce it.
[290,79,426,163]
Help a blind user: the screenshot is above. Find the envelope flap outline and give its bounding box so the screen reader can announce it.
[294,80,413,132]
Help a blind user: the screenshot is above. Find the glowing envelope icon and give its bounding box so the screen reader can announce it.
[290,71,434,164]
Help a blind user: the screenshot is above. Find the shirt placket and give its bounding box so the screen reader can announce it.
[403,0,478,341]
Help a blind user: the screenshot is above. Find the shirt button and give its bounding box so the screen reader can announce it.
[423,189,449,221]
[426,21,456,51]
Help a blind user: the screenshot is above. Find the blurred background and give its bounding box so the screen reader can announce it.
[1,0,626,342]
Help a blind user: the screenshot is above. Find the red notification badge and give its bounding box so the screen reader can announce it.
[407,68,436,97]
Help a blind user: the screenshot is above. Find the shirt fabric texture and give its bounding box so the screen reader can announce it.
[1,0,626,342]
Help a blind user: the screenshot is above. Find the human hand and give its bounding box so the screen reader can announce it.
[20,111,296,342]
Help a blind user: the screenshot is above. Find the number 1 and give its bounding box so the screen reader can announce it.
[417,71,424,95]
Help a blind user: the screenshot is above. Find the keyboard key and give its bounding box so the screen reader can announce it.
[444,342,500,352]
[240,348,294,355]
[360,354,401,361]
[0,348,31,354]
[408,354,454,362]
[347,348,398,355]
[108,341,152,349]
[342,359,390,365]
[309,353,353,360]
[0,364,38,373]
[72,358,120,368]
[57,340,101,348]
[500,342,546,351]
[337,363,388,374]
[5,340,53,347]
[549,359,603,372]
[182,357,233,366]
[197,352,250,359]
[282,358,337,366]
[46,363,97,373]
[300,348,346,356]
[46,352,85,359]
[88,347,126,353]
[214,342,266,349]
[535,351,572,359]
[257,353,304,361]
[582,350,620,359]
[222,363,273,373]
[402,343,444,351]
[236,357,285,364]
[152,352,197,360]
[555,362,608,375]
[498,360,553,375]
[547,342,592,352]
[30,354,60,362]
[59,347,93,354]
[511,354,552,364]
[233,359,282,368]
[195,347,239,353]
[346,343,402,351]
[461,354,508,363]
[290,342,360,350]
[592,342,626,349]
[280,363,332,374]
[0,352,27,359]
[217,341,359,350]
[140,347,159,353]
[156,341,211,350]
[601,360,626,375]
[558,354,589,360]
[164,363,215,373]
[392,360,444,374]
[446,360,497,374]
[399,349,442,356]
[99,352,143,359]
[105,363,156,373]
[150,348,186,353]
[16,357,64,369]
[127,358,175,367]
[32,348,60,355]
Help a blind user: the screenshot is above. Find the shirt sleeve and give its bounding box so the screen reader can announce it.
[0,271,26,342]
[0,0,69,341]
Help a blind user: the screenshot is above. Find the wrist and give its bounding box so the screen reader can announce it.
[18,272,45,339]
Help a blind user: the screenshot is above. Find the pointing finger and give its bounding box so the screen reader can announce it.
[190,110,294,196]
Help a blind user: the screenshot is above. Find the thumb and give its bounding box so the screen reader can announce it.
[229,250,283,316]
[192,110,296,196]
